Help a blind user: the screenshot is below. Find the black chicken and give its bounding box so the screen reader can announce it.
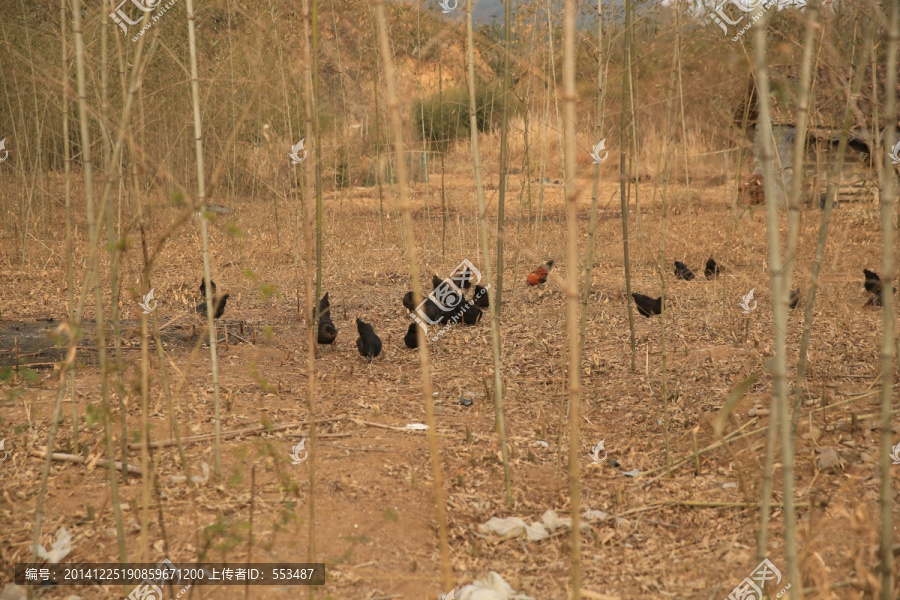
[473,284,490,308]
[632,293,662,317]
[355,318,383,360]
[196,294,230,319]
[199,279,217,298]
[461,302,482,325]
[404,322,419,348]
[403,291,446,324]
[313,293,337,346]
[674,261,695,281]
[705,258,720,279]
[864,269,895,306]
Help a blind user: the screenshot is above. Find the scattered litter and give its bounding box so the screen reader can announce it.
[589,440,607,463]
[541,509,570,531]
[433,391,439,397]
[459,396,473,407]
[170,462,210,485]
[533,441,549,449]
[404,423,429,430]
[621,469,641,477]
[583,509,609,522]
[722,482,737,489]
[453,571,533,600]
[479,509,596,542]
[35,527,72,564]
[608,458,621,468]
[479,516,528,539]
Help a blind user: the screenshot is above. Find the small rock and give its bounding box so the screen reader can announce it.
[817,446,842,472]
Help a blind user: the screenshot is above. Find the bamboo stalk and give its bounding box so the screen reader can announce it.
[466,0,513,509]
[877,1,899,596]
[301,0,320,585]
[100,0,128,483]
[756,0,821,569]
[657,0,682,474]
[439,52,447,259]
[751,15,801,595]
[495,0,512,309]
[245,465,255,600]
[374,0,451,588]
[791,17,875,436]
[28,331,78,600]
[69,0,130,571]
[674,0,690,220]
[312,0,324,305]
[61,0,77,456]
[562,0,582,592]
[620,0,636,372]
[579,0,604,353]
[139,284,151,561]
[185,0,223,480]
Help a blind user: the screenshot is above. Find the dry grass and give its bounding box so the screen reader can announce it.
[0,172,897,599]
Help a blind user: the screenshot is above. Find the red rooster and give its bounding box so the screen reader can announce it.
[526,260,555,286]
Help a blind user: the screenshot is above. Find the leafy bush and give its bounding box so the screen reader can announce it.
[413,80,508,149]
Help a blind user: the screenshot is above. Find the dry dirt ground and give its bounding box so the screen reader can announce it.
[1,173,898,599]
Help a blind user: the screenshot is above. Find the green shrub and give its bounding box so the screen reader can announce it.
[413,80,507,149]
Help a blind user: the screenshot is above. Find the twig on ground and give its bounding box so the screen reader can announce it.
[128,414,347,449]
[33,450,143,474]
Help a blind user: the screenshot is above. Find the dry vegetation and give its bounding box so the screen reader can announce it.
[1,0,900,599]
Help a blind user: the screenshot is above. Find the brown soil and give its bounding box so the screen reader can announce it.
[0,175,896,599]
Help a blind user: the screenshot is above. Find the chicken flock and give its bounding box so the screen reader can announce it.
[194,260,893,361]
